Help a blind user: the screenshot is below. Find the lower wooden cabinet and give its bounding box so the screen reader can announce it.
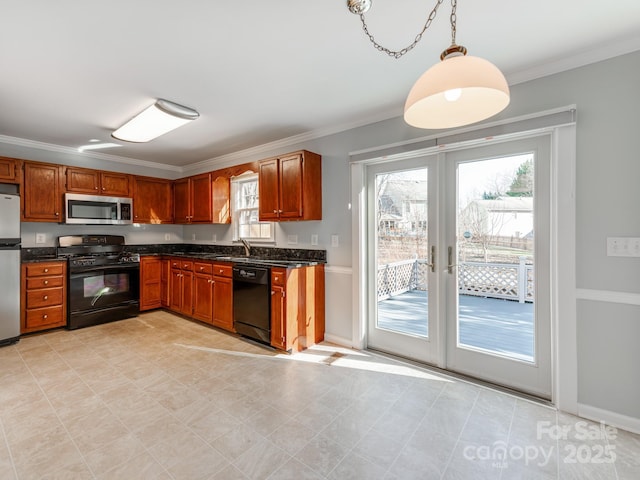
[193,262,214,323]
[212,263,233,331]
[140,257,162,311]
[270,265,325,351]
[21,261,67,333]
[169,258,193,316]
[161,258,235,333]
[144,256,324,350]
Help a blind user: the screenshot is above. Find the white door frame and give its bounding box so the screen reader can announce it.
[350,124,577,413]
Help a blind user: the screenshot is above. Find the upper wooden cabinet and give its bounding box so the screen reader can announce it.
[212,174,231,224]
[133,176,173,224]
[65,167,131,196]
[258,150,321,221]
[173,173,212,224]
[0,156,21,183]
[22,162,63,222]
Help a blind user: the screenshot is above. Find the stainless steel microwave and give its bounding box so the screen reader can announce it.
[65,193,133,225]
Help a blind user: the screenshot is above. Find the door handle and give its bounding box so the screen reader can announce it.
[424,245,436,273]
[447,246,458,274]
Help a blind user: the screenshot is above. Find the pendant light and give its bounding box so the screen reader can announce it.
[348,0,510,129]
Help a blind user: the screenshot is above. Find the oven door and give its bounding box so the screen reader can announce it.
[68,263,140,329]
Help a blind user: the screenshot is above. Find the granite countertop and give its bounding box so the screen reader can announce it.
[22,245,327,269]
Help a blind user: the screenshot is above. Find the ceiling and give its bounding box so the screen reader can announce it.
[2,1,639,168]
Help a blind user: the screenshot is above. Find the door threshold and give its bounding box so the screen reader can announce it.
[366,347,554,408]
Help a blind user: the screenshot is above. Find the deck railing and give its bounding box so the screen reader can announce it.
[377,257,533,303]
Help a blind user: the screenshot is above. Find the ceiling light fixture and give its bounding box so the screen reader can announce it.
[348,0,510,129]
[112,99,199,143]
[78,142,121,152]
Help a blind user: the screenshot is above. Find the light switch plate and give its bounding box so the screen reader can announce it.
[331,235,339,247]
[311,234,318,246]
[35,233,45,244]
[607,237,640,257]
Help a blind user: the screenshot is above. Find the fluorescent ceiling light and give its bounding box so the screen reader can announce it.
[78,142,122,152]
[112,99,199,143]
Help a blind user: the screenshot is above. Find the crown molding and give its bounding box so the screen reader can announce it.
[180,107,403,175]
[507,34,640,86]
[0,134,182,173]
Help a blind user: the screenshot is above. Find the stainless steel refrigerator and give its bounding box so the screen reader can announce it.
[0,190,21,346]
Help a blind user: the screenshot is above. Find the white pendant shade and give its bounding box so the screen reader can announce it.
[112,99,199,143]
[404,54,510,129]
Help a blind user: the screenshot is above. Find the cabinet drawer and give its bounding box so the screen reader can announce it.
[26,276,64,289]
[194,262,212,274]
[26,287,64,308]
[180,261,193,271]
[25,306,65,329]
[25,263,64,277]
[271,268,286,286]
[213,263,232,278]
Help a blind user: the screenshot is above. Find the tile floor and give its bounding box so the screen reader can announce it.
[1,310,638,479]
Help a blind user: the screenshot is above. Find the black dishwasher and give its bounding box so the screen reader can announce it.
[233,266,271,344]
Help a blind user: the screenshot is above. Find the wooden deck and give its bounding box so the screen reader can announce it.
[377,290,534,361]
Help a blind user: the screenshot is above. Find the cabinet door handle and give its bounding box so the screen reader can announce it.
[43,268,49,273]
[273,210,278,214]
[43,295,48,300]
[55,212,59,216]
[219,269,224,274]
[43,280,49,285]
[43,314,48,319]
[271,291,275,295]
[274,276,279,282]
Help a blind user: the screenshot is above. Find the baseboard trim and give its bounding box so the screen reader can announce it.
[577,403,640,435]
[323,333,356,348]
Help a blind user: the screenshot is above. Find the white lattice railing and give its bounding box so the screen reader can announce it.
[378,258,533,303]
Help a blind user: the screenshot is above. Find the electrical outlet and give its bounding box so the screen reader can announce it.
[331,235,339,247]
[311,234,318,246]
[287,234,298,245]
[35,233,46,244]
[212,234,217,242]
[164,233,171,241]
[607,237,640,257]
[192,233,196,241]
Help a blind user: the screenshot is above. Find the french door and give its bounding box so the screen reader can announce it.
[366,135,552,398]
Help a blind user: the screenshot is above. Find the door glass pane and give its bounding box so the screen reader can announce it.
[457,155,535,362]
[376,168,429,338]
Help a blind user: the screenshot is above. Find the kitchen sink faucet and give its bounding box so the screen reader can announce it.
[241,238,251,257]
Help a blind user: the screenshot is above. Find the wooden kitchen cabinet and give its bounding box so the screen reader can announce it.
[212,263,233,332]
[258,150,322,221]
[270,265,325,351]
[193,262,214,323]
[173,173,212,224]
[0,156,21,182]
[212,174,231,224]
[22,161,63,222]
[65,167,131,196]
[133,176,173,224]
[169,258,193,316]
[161,258,170,307]
[21,261,67,333]
[140,257,162,311]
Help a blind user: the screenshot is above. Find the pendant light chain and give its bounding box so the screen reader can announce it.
[450,0,457,45]
[357,0,446,59]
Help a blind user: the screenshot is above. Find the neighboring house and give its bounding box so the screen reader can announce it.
[459,196,533,242]
[377,177,428,236]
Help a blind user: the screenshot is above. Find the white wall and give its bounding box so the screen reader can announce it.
[21,222,184,248]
